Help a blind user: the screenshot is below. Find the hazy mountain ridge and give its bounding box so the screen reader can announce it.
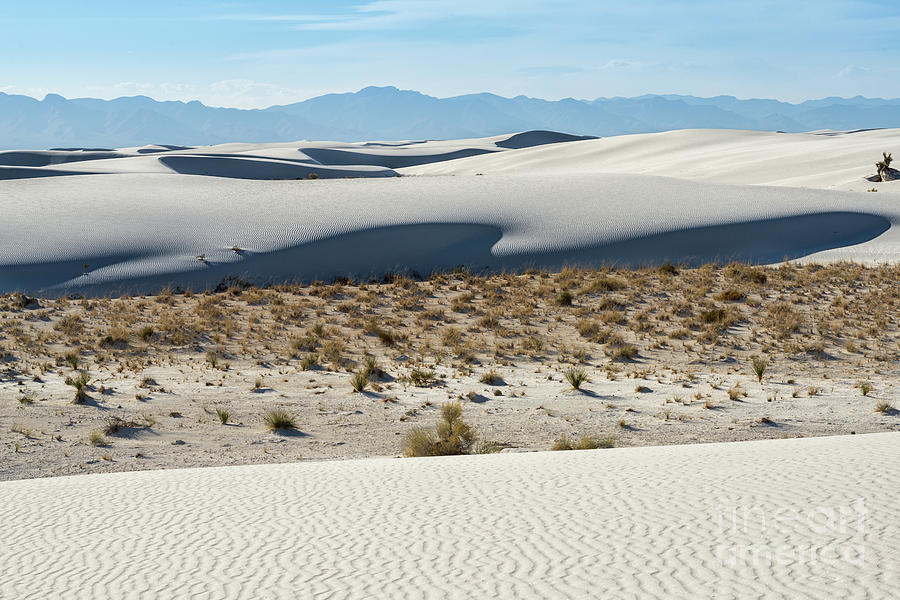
[1,86,899,149]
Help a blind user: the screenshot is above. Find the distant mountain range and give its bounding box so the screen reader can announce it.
[2,86,900,149]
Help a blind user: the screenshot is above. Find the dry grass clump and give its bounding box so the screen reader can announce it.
[552,434,615,451]
[564,367,588,390]
[402,401,477,457]
[264,408,298,432]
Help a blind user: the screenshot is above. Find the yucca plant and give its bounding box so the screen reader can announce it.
[876,152,893,182]
[752,357,767,383]
[350,371,369,393]
[564,367,588,390]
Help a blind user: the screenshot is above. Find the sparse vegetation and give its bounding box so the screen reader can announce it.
[215,407,231,425]
[402,401,477,457]
[264,409,297,432]
[552,434,615,450]
[564,367,588,390]
[752,357,767,383]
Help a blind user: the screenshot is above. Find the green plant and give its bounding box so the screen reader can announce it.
[206,351,219,369]
[876,152,893,182]
[564,367,588,390]
[860,382,872,396]
[552,434,615,451]
[300,353,318,370]
[88,431,107,447]
[479,369,503,385]
[215,407,231,424]
[408,368,435,387]
[350,371,369,393]
[752,357,767,383]
[402,401,477,457]
[556,290,574,306]
[64,350,79,370]
[65,371,91,404]
[264,408,297,432]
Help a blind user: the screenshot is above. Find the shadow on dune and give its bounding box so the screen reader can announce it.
[0,167,101,180]
[495,130,598,149]
[158,155,396,179]
[0,151,122,167]
[301,147,498,169]
[1,212,890,296]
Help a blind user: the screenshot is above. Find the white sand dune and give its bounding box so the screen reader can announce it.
[1,172,898,295]
[1,433,897,599]
[403,128,900,191]
[1,129,899,295]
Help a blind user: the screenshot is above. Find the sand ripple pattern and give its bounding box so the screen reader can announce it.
[2,433,899,599]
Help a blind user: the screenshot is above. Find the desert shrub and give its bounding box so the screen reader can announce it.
[479,369,503,385]
[752,356,767,383]
[137,325,155,342]
[402,401,477,457]
[564,367,588,390]
[408,368,435,387]
[215,407,231,424]
[88,431,107,447]
[350,371,369,393]
[300,353,318,370]
[264,408,297,431]
[65,371,91,404]
[556,290,574,306]
[553,434,614,450]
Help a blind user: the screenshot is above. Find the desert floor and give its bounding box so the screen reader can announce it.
[3,262,899,481]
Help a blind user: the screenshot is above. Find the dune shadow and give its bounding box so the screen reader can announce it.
[3,211,892,297]
[495,130,598,149]
[302,147,497,169]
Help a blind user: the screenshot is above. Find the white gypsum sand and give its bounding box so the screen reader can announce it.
[0,433,897,599]
[0,129,898,295]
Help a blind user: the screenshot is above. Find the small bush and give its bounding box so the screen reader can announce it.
[752,357,767,383]
[215,407,231,424]
[264,408,297,431]
[408,368,435,387]
[65,371,91,404]
[300,353,318,370]
[350,371,369,393]
[137,325,155,342]
[556,290,574,306]
[402,401,477,457]
[553,434,614,450]
[564,367,588,390]
[859,382,872,396]
[88,431,107,447]
[64,351,79,371]
[479,369,503,385]
[874,400,893,414]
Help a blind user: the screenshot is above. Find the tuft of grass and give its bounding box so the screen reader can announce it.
[64,350,79,371]
[215,407,231,424]
[479,369,503,385]
[556,290,574,306]
[408,368,435,387]
[752,356,767,383]
[264,408,297,432]
[18,393,35,405]
[874,400,893,414]
[300,353,318,371]
[564,367,588,390]
[553,434,615,451]
[65,371,91,404]
[859,382,873,396]
[402,400,477,457]
[350,371,369,393]
[137,325,155,342]
[206,351,219,369]
[88,431,107,447]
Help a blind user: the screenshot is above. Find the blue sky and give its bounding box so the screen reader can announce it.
[2,0,899,107]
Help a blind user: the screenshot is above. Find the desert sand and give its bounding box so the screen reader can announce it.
[1,432,897,598]
[1,129,899,296]
[2,128,900,598]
